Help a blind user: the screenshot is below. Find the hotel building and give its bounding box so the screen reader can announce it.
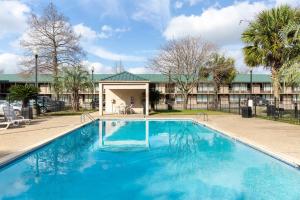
[0,71,299,115]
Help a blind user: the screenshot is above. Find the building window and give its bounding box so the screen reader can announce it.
[229,95,239,102]
[263,83,272,92]
[197,95,207,103]
[198,83,213,92]
[240,84,247,91]
[293,86,300,92]
[175,95,184,103]
[232,84,240,92]
[232,84,248,92]
[293,95,300,102]
[197,95,214,103]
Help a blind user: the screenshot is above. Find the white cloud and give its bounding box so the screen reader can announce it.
[0,1,30,38]
[82,60,113,73]
[98,25,130,39]
[73,23,130,40]
[87,46,145,62]
[0,53,22,73]
[175,1,183,9]
[127,67,152,74]
[73,24,143,62]
[164,1,268,45]
[73,23,98,42]
[132,0,171,30]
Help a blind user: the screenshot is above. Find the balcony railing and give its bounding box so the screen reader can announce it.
[197,90,215,93]
[165,88,175,93]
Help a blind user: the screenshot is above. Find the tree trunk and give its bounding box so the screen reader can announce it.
[53,46,60,100]
[71,93,75,111]
[271,67,280,106]
[213,83,219,110]
[74,91,80,111]
[150,103,155,111]
[183,93,188,110]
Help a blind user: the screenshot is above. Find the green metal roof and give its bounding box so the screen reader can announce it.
[0,72,272,83]
[0,74,53,83]
[100,71,148,81]
[233,74,271,83]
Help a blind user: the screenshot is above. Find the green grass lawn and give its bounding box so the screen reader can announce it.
[150,109,228,115]
[44,109,95,116]
[256,115,300,125]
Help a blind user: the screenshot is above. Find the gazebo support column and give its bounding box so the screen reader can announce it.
[99,83,103,116]
[145,83,149,116]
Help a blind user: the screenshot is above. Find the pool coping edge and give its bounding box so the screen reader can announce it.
[0,119,98,168]
[191,118,300,169]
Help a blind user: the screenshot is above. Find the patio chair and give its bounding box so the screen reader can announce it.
[125,104,134,114]
[3,106,31,125]
[118,104,126,114]
[0,121,16,130]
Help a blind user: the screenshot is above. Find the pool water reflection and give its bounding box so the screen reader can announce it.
[0,120,300,200]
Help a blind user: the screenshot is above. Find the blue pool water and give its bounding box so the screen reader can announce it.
[0,120,300,200]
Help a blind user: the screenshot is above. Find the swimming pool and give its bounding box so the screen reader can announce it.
[0,120,300,199]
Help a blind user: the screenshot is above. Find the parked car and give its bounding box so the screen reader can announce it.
[90,98,99,109]
[30,96,66,113]
[0,100,22,115]
[253,96,269,106]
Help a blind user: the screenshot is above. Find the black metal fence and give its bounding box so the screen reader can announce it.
[254,101,300,124]
[154,99,300,124]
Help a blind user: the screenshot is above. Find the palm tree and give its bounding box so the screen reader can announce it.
[8,85,39,107]
[280,20,300,86]
[63,66,92,111]
[242,5,300,104]
[202,53,236,109]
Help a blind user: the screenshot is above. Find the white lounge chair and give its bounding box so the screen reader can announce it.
[125,104,134,114]
[3,106,31,125]
[0,121,16,130]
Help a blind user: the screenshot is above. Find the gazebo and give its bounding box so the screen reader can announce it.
[98,71,150,116]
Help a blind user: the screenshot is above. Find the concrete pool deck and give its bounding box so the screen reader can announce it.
[0,113,99,166]
[0,113,300,168]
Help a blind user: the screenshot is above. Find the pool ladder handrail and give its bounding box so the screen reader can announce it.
[81,112,95,123]
[197,112,208,121]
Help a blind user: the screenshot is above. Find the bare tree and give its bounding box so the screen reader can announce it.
[20,3,84,99]
[114,60,125,74]
[150,37,215,109]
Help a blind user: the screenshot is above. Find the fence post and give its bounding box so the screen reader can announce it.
[295,102,298,119]
[207,95,209,110]
[238,97,241,115]
[228,96,231,113]
[254,95,257,116]
[189,95,192,110]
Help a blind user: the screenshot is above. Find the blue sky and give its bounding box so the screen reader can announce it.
[0,0,299,74]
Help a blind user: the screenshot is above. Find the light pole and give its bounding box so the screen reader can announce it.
[33,48,39,115]
[91,66,95,109]
[250,69,253,99]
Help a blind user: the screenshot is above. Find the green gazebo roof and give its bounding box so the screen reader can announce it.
[100,71,148,81]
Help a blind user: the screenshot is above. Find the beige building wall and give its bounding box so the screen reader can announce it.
[219,86,229,94]
[105,89,145,114]
[253,84,261,93]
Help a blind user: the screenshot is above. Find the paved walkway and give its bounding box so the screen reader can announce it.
[198,115,300,167]
[0,113,98,165]
[0,113,300,167]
